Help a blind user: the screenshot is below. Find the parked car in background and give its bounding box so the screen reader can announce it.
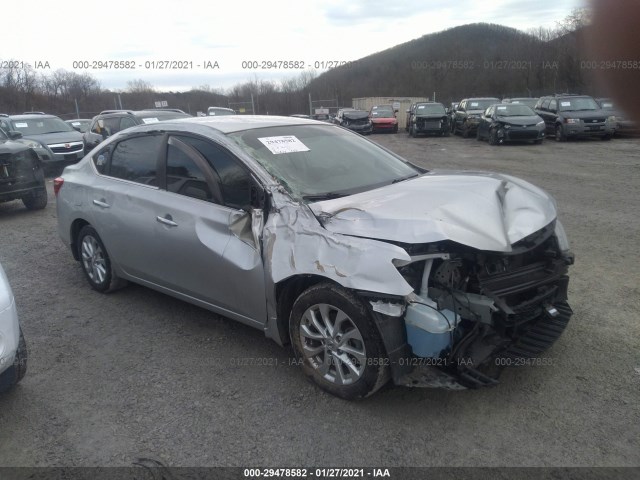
[477,104,545,145]
[0,113,85,165]
[334,108,356,125]
[0,127,47,210]
[407,102,450,137]
[0,262,28,393]
[65,119,92,133]
[369,104,398,133]
[56,115,574,399]
[595,98,638,136]
[312,114,333,123]
[207,107,236,116]
[535,94,615,141]
[501,98,539,109]
[452,97,500,137]
[336,109,372,135]
[447,102,460,132]
[84,109,191,153]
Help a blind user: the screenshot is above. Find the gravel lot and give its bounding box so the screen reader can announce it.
[0,132,639,468]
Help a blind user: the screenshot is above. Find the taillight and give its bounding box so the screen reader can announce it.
[53,177,64,196]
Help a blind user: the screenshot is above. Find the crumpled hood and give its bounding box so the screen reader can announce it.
[343,111,370,120]
[309,171,557,252]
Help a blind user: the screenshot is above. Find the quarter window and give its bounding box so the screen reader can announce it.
[108,135,162,185]
[166,141,214,202]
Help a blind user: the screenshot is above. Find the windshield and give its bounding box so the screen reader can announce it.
[467,99,498,111]
[598,100,614,110]
[509,98,538,108]
[416,103,446,114]
[371,107,394,118]
[558,97,600,111]
[10,117,73,135]
[228,125,419,201]
[494,104,536,116]
[208,108,235,116]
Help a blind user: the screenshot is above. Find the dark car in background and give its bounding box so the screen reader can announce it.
[477,104,545,145]
[501,98,539,109]
[337,109,372,135]
[0,127,47,210]
[535,94,615,141]
[408,102,450,137]
[65,119,92,133]
[0,113,85,166]
[595,98,638,136]
[369,105,398,133]
[84,109,191,153]
[452,97,500,137]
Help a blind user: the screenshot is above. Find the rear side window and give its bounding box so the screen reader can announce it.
[108,135,162,185]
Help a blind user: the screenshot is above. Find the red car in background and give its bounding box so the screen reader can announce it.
[369,104,399,133]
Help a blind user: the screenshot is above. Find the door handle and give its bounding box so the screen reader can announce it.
[93,199,110,208]
[156,215,178,227]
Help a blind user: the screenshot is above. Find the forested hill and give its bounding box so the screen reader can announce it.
[309,23,591,104]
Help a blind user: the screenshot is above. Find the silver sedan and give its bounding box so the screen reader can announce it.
[55,115,574,399]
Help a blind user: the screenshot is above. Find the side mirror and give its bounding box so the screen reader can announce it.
[8,130,22,140]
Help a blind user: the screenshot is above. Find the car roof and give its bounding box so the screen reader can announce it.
[5,114,59,120]
[155,115,328,134]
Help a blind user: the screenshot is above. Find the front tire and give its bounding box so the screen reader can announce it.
[290,283,389,400]
[0,328,27,393]
[22,169,47,210]
[462,123,470,138]
[77,225,127,293]
[489,128,499,145]
[555,124,565,142]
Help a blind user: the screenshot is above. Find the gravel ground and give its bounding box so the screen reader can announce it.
[0,133,638,468]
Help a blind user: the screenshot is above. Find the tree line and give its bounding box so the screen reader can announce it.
[0,10,595,119]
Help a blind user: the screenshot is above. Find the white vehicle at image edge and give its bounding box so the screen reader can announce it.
[54,115,574,400]
[0,263,28,393]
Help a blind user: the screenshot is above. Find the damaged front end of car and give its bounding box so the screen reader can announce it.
[262,171,575,391]
[388,222,574,389]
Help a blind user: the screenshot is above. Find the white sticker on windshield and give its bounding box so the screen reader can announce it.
[72,122,81,126]
[258,135,310,154]
[142,117,159,124]
[497,106,507,110]
[560,102,571,107]
[512,100,521,104]
[15,122,28,128]
[417,105,426,109]
[470,102,479,107]
[602,103,613,108]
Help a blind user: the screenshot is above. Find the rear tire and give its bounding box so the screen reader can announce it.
[22,188,47,210]
[0,328,27,393]
[22,169,47,210]
[77,225,127,293]
[289,283,389,400]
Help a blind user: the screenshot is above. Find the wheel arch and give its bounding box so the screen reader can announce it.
[273,274,342,345]
[70,218,91,261]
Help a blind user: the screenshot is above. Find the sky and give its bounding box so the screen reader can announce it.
[3,0,585,92]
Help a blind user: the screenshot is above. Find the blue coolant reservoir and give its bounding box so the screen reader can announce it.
[404,297,459,358]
